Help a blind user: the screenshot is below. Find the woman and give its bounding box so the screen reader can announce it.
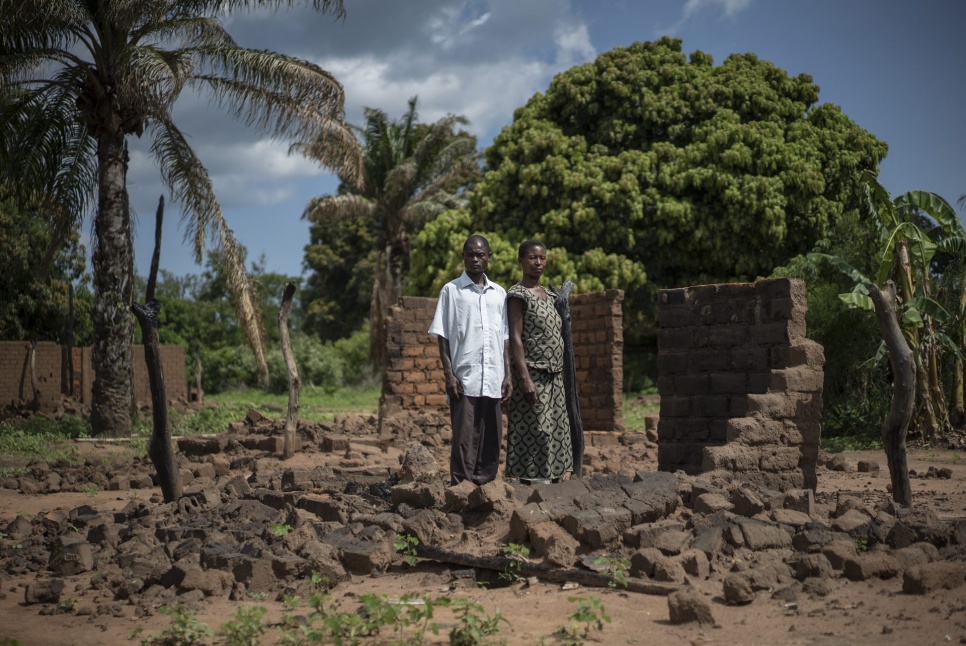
[505,240,574,484]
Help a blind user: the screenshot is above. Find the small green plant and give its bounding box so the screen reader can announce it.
[271,522,293,537]
[855,537,870,552]
[446,598,508,646]
[594,555,631,589]
[499,543,530,583]
[140,605,213,646]
[80,484,99,498]
[218,605,266,646]
[245,590,268,601]
[561,596,611,642]
[394,533,420,567]
[58,596,78,614]
[282,594,302,611]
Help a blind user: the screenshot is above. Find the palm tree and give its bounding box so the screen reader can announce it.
[294,96,479,367]
[0,0,361,436]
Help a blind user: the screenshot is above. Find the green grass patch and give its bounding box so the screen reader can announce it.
[822,433,883,452]
[0,414,89,469]
[204,384,380,425]
[125,384,382,441]
[622,390,659,432]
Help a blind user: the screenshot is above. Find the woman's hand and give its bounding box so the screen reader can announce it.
[520,374,537,404]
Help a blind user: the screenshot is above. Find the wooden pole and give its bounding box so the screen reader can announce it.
[413,544,683,596]
[868,281,914,507]
[278,282,300,459]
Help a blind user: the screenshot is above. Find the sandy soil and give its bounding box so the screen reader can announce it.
[1,448,966,645]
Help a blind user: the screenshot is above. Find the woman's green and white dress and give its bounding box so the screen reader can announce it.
[505,284,574,481]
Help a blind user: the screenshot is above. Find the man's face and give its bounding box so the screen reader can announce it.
[462,241,490,275]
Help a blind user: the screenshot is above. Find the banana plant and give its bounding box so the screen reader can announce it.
[809,172,966,439]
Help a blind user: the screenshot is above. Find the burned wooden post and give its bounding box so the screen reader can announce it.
[869,281,914,507]
[28,339,38,411]
[278,282,300,459]
[131,195,181,503]
[67,282,75,396]
[193,343,204,405]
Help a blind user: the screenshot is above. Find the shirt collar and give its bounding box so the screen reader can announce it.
[456,271,493,291]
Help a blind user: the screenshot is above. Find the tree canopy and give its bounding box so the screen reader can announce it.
[412,37,887,334]
[0,196,90,344]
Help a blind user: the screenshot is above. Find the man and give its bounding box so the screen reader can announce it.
[429,235,512,485]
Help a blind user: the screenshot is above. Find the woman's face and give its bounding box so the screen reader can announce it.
[519,245,547,280]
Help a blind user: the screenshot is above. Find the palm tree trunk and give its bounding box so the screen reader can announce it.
[90,129,134,437]
[369,244,392,370]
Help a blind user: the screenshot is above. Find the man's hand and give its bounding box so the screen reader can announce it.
[445,374,463,402]
[501,374,513,403]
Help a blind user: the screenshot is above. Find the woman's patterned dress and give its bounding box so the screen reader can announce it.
[505,284,574,480]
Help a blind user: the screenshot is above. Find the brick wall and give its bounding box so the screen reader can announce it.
[0,342,187,411]
[379,290,624,432]
[656,278,824,490]
[0,341,63,409]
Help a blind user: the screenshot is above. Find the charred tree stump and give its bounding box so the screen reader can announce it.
[131,195,181,503]
[869,281,914,507]
[133,301,181,502]
[278,282,300,459]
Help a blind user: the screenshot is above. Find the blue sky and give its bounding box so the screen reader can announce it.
[119,0,966,282]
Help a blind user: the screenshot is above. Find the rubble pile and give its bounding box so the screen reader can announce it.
[3,426,966,624]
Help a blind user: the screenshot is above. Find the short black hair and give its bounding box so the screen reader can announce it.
[518,239,545,259]
[463,234,491,254]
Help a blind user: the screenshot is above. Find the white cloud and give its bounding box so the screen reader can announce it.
[683,0,753,20]
[659,0,754,36]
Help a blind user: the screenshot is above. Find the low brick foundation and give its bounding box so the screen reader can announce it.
[378,290,625,432]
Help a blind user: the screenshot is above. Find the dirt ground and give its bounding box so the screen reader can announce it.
[2,442,966,646]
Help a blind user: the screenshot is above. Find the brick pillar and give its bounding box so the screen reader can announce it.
[657,278,824,490]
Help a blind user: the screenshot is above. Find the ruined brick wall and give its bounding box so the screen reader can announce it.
[0,342,187,411]
[656,278,824,490]
[379,290,624,431]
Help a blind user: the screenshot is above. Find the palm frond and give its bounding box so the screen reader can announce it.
[0,0,86,52]
[288,119,364,189]
[303,193,375,223]
[191,47,347,142]
[0,76,97,220]
[146,116,221,260]
[218,224,269,388]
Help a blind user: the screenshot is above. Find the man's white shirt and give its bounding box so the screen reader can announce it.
[428,272,508,399]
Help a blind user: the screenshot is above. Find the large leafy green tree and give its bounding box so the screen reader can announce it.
[0,195,91,344]
[415,38,887,336]
[0,0,359,435]
[300,204,378,342]
[295,97,480,363]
